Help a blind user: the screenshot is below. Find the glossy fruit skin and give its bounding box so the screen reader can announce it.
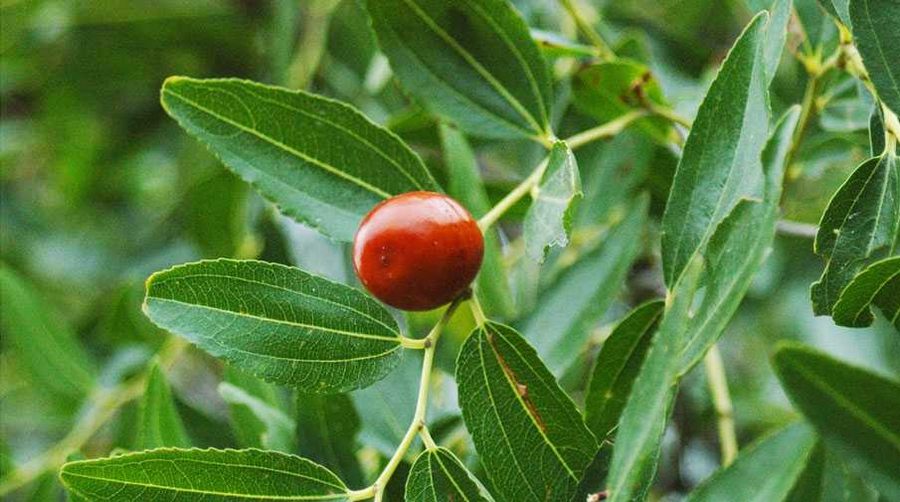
[353,191,484,311]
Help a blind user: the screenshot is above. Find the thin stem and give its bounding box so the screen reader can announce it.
[0,339,187,496]
[558,0,615,60]
[704,344,738,466]
[419,425,438,451]
[469,294,488,327]
[399,336,428,350]
[783,73,821,176]
[647,102,693,129]
[478,157,548,232]
[565,110,649,149]
[776,219,819,239]
[362,298,463,501]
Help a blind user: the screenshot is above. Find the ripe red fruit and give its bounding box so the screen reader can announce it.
[353,191,484,311]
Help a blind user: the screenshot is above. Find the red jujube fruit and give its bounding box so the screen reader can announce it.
[353,191,484,311]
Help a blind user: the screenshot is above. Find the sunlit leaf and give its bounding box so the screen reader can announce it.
[661,13,770,287]
[60,448,350,500]
[773,343,900,499]
[405,447,494,501]
[524,140,582,262]
[366,0,553,140]
[143,259,404,393]
[456,322,598,502]
[161,77,438,241]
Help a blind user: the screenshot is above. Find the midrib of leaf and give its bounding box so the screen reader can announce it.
[484,329,580,481]
[150,269,398,334]
[475,338,542,501]
[850,267,900,324]
[162,87,393,199]
[459,0,549,129]
[240,85,434,189]
[398,0,545,135]
[63,472,346,501]
[789,359,900,450]
[859,0,900,100]
[432,452,473,501]
[818,157,890,308]
[149,298,400,344]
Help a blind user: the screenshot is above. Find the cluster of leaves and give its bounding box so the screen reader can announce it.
[1,0,898,501]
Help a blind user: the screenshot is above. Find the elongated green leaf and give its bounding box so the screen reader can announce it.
[606,256,704,502]
[161,77,438,241]
[786,444,826,502]
[524,140,583,262]
[143,259,404,393]
[572,60,671,143]
[773,343,900,499]
[531,29,599,58]
[0,266,95,400]
[817,0,851,27]
[222,367,287,450]
[441,124,514,318]
[456,322,598,502]
[405,447,494,502]
[661,12,770,287]
[218,382,295,452]
[811,153,899,316]
[869,107,885,156]
[832,255,900,327]
[136,361,191,450]
[678,106,800,372]
[60,448,350,501]
[765,0,792,83]
[851,0,900,115]
[686,422,818,502]
[584,300,664,441]
[296,392,364,488]
[366,0,553,140]
[522,197,648,375]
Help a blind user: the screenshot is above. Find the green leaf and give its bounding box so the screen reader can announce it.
[832,255,900,327]
[765,0,792,83]
[160,77,438,242]
[686,422,818,502]
[456,322,598,502]
[869,107,886,156]
[365,0,553,140]
[60,448,350,501]
[773,342,900,499]
[678,106,800,372]
[661,12,770,287]
[296,392,364,488]
[522,197,648,375]
[817,0,852,27]
[136,361,191,450]
[405,447,495,501]
[221,367,287,450]
[524,140,583,262]
[572,59,671,143]
[186,171,249,258]
[811,153,899,316]
[606,256,705,502]
[0,266,95,400]
[584,300,664,442]
[786,443,826,502]
[218,382,295,453]
[851,0,900,115]
[441,124,515,318]
[143,259,404,393]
